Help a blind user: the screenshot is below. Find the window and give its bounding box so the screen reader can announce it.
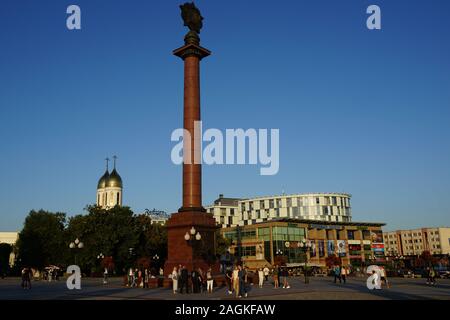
[260,200,265,209]
[286,198,292,207]
[116,193,120,204]
[276,198,281,208]
[230,209,235,216]
[332,197,337,205]
[221,208,226,215]
[241,246,256,257]
[316,197,320,204]
[269,199,274,208]
[347,230,355,240]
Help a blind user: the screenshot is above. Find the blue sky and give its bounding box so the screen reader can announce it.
[0,0,449,231]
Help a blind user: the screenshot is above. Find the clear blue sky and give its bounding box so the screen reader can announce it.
[1,0,449,231]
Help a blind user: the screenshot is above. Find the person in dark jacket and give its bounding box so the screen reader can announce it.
[179,266,189,294]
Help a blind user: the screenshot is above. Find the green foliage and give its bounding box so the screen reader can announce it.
[216,231,232,256]
[16,210,66,269]
[16,206,168,275]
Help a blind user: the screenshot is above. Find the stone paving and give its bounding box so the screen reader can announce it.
[1,276,449,300]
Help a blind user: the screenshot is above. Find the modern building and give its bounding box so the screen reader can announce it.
[0,232,19,267]
[143,209,170,225]
[206,193,352,228]
[0,232,18,246]
[383,227,450,256]
[96,156,123,209]
[220,218,385,270]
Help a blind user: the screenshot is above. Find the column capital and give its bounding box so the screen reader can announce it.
[173,43,211,61]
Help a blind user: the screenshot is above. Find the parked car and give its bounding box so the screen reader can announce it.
[439,271,450,279]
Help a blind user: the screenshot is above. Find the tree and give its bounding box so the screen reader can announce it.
[16,210,66,269]
[0,243,12,276]
[415,250,438,267]
[66,205,139,274]
[216,231,232,256]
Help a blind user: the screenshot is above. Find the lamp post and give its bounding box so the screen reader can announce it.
[184,226,202,241]
[69,238,84,265]
[299,239,312,284]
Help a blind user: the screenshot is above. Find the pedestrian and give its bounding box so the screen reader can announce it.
[429,268,436,285]
[171,266,178,294]
[232,265,240,298]
[258,268,264,288]
[128,267,133,287]
[138,269,143,287]
[179,265,189,294]
[273,265,279,289]
[132,268,138,287]
[103,267,108,284]
[341,266,347,284]
[263,266,270,281]
[191,268,199,293]
[225,267,233,294]
[237,265,245,298]
[279,267,285,288]
[21,268,31,289]
[283,268,291,289]
[143,268,149,288]
[206,267,214,293]
[333,265,341,284]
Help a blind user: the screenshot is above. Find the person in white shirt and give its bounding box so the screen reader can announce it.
[171,266,178,294]
[258,268,264,288]
[206,268,214,293]
[263,266,270,281]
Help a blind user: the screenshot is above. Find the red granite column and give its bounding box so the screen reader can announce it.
[182,55,202,210]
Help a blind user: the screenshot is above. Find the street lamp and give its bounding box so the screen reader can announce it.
[69,238,84,265]
[299,239,312,284]
[184,226,202,242]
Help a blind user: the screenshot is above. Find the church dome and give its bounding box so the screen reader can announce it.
[97,170,110,190]
[106,168,122,188]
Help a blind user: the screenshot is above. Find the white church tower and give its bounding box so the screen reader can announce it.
[96,156,123,209]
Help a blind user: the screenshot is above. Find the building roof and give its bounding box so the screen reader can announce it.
[252,218,385,227]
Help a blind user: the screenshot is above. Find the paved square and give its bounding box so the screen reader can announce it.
[1,276,449,300]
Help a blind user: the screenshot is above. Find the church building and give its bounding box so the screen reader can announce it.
[96,156,123,209]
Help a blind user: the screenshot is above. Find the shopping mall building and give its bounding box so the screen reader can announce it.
[219,218,385,270]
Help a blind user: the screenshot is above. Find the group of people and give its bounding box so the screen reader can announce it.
[225,265,250,298]
[170,265,214,294]
[332,265,350,284]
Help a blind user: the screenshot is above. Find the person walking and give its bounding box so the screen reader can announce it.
[263,266,270,281]
[103,267,108,285]
[128,267,133,287]
[232,265,240,298]
[21,268,31,289]
[429,268,436,286]
[143,268,149,289]
[283,268,291,289]
[238,265,245,298]
[171,266,178,294]
[179,266,189,294]
[333,265,341,284]
[206,267,214,293]
[225,267,233,295]
[279,267,285,288]
[341,266,347,284]
[258,268,264,288]
[273,265,279,289]
[138,269,143,288]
